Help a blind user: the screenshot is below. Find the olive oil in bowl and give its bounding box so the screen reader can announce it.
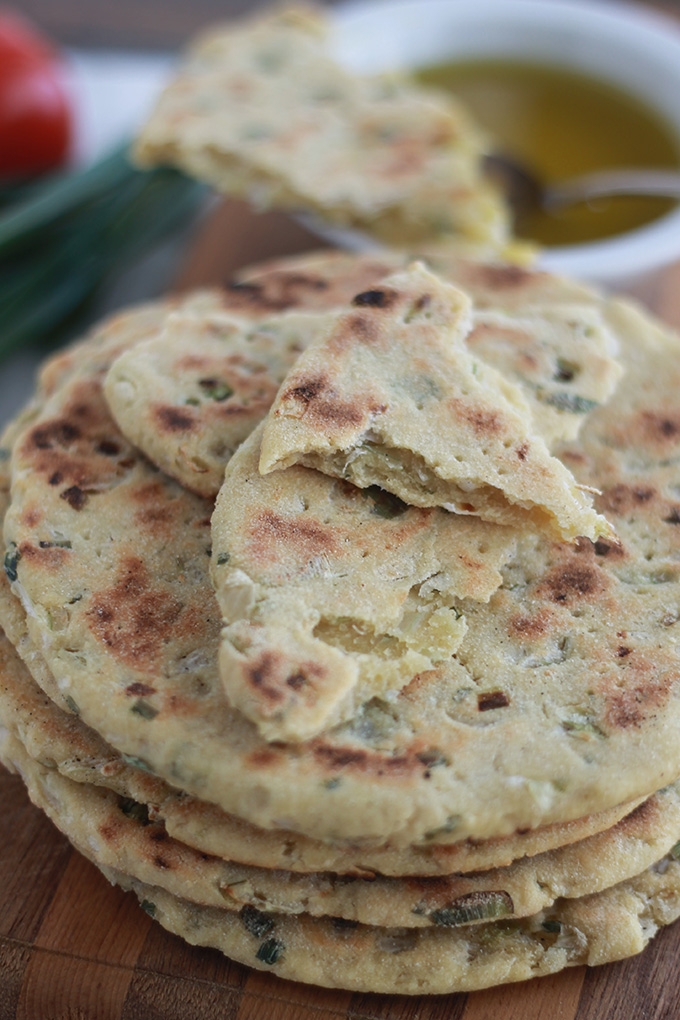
[417,60,680,247]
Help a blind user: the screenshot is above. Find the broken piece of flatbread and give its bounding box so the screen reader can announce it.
[212,423,517,742]
[134,5,508,247]
[104,252,622,498]
[104,307,336,497]
[259,263,612,542]
[235,249,623,448]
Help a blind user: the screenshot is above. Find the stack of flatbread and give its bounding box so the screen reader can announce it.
[3,244,680,995]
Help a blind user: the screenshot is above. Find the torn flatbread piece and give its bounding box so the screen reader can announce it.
[259,263,612,542]
[105,252,622,497]
[134,5,508,247]
[104,307,336,497]
[212,424,517,742]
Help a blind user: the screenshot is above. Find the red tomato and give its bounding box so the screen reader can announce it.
[0,9,72,177]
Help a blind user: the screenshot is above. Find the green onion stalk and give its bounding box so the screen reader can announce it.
[0,145,206,360]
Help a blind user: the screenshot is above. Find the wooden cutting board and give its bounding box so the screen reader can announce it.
[3,202,680,1020]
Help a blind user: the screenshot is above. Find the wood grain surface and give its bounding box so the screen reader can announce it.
[3,202,680,1019]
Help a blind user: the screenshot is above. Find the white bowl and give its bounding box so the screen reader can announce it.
[329,0,680,285]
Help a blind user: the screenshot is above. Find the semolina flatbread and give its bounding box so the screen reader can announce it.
[466,303,622,447]
[35,291,232,402]
[240,253,621,450]
[3,727,679,933]
[103,251,621,499]
[8,711,680,995]
[3,276,680,847]
[235,248,601,312]
[0,326,605,861]
[108,857,680,995]
[104,307,337,498]
[213,422,516,742]
[259,263,611,541]
[134,5,508,247]
[233,254,621,450]
[0,622,640,878]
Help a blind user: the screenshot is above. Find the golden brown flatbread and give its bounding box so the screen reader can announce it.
[260,262,611,541]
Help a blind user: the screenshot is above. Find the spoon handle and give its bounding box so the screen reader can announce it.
[546,169,680,209]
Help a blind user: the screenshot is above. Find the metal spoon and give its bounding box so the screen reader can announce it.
[484,154,680,216]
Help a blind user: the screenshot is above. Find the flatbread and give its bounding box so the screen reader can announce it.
[108,857,680,994]
[103,251,620,499]
[259,262,611,541]
[104,307,337,497]
[3,727,678,932]
[235,248,601,312]
[233,252,623,451]
[0,623,639,878]
[466,303,623,447]
[213,422,517,742]
[0,335,636,875]
[34,291,234,403]
[8,706,679,993]
[134,6,508,248]
[4,278,680,847]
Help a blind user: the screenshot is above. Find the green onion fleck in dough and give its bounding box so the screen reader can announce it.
[199,378,234,402]
[4,544,20,582]
[430,891,514,927]
[543,392,598,414]
[131,699,159,720]
[256,938,284,965]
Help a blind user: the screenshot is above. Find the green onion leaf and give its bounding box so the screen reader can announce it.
[0,145,205,363]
